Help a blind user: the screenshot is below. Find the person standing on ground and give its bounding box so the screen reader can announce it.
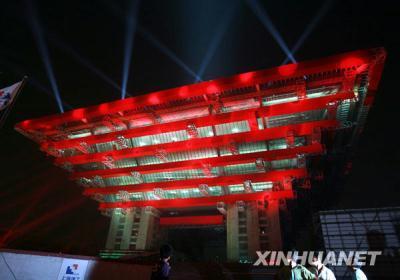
[348,264,368,280]
[151,244,172,280]
[274,256,317,280]
[310,256,336,280]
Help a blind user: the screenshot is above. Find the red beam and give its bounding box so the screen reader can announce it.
[221,77,345,103]
[16,48,381,132]
[56,120,337,165]
[99,190,294,209]
[43,92,353,151]
[71,143,323,179]
[26,78,344,139]
[159,215,224,226]
[30,77,346,139]
[34,102,211,138]
[83,168,307,195]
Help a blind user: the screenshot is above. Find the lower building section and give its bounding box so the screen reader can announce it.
[105,206,160,252]
[226,200,282,262]
[102,200,283,262]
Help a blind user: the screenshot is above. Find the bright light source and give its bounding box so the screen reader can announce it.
[232,127,239,133]
[68,132,92,139]
[153,139,160,144]
[208,131,214,136]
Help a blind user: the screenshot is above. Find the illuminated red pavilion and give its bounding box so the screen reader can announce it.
[15,48,386,261]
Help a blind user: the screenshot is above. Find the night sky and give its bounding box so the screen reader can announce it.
[0,0,399,256]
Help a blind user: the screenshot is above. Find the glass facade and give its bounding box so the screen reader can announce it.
[318,208,400,279]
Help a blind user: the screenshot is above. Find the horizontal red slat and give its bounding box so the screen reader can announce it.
[98,190,294,209]
[71,143,323,179]
[83,168,307,195]
[16,48,380,131]
[40,78,345,138]
[159,215,224,226]
[44,92,353,150]
[56,120,337,165]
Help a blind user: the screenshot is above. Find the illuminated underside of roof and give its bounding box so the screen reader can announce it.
[15,48,386,214]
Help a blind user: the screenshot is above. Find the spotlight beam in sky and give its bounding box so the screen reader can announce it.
[47,32,124,96]
[121,0,141,99]
[102,0,200,81]
[282,0,333,65]
[25,0,64,113]
[2,58,73,110]
[137,26,202,81]
[194,2,238,82]
[28,78,74,110]
[246,0,296,63]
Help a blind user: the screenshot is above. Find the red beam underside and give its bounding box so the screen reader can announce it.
[99,190,294,209]
[71,143,323,179]
[44,92,353,150]
[39,77,346,138]
[159,215,224,226]
[56,120,337,165]
[42,101,212,137]
[32,77,346,138]
[83,168,306,195]
[17,48,381,131]
[215,77,346,104]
